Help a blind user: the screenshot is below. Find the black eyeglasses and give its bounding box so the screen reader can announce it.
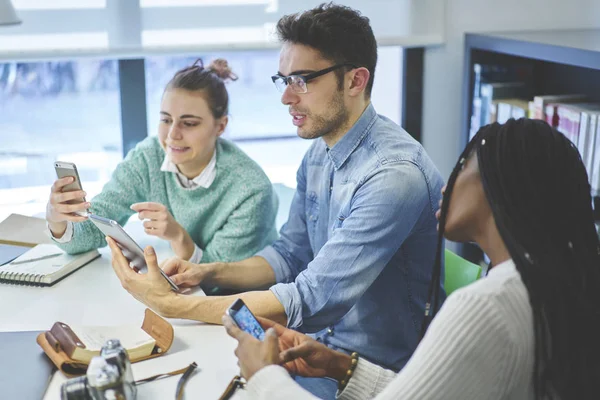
[271,63,358,94]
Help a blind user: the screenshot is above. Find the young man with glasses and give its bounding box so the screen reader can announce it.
[108,3,444,398]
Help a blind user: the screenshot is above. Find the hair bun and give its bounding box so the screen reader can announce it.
[208,59,238,82]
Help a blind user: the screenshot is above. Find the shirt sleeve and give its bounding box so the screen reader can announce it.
[188,243,204,264]
[244,365,321,400]
[256,156,314,283]
[270,162,432,331]
[336,359,396,400]
[339,291,521,400]
[46,220,74,243]
[244,292,523,400]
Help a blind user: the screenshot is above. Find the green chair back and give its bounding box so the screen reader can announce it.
[444,249,482,295]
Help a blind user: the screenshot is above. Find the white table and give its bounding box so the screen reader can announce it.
[0,222,242,399]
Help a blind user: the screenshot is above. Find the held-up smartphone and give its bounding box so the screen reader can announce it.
[226,299,266,340]
[87,214,180,292]
[54,161,86,205]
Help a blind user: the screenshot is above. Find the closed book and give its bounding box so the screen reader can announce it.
[533,94,586,121]
[480,82,527,126]
[590,113,600,195]
[0,213,53,247]
[496,98,529,124]
[583,112,600,183]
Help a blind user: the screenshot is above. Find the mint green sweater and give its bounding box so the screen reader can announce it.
[56,137,278,263]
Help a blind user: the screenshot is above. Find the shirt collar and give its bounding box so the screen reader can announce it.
[487,258,516,278]
[327,103,377,170]
[160,149,217,189]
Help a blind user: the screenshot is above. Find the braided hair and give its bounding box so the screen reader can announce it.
[423,118,600,398]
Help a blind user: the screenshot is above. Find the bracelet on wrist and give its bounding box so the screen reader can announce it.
[338,352,359,392]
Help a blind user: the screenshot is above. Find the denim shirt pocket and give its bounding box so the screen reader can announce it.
[305,191,319,236]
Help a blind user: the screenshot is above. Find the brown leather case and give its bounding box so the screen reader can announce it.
[36,309,174,377]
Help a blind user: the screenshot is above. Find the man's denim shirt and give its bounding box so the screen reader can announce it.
[257,104,445,371]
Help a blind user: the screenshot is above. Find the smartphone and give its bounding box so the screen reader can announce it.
[54,161,86,205]
[88,213,180,292]
[226,299,265,340]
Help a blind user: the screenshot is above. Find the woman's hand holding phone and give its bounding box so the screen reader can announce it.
[223,314,353,382]
[46,177,91,237]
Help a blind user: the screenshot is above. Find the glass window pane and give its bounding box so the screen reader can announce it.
[141,0,274,7]
[142,25,276,48]
[0,59,122,222]
[371,46,403,125]
[12,0,106,10]
[145,51,294,141]
[0,33,109,51]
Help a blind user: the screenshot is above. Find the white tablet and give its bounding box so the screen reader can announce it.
[88,214,179,291]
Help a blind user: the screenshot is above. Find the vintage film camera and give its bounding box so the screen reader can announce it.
[61,339,136,400]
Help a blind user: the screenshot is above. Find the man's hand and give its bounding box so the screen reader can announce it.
[255,317,351,380]
[222,315,280,380]
[107,236,179,318]
[160,257,213,288]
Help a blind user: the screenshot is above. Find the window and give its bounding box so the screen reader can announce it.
[0,59,122,222]
[11,0,106,10]
[140,0,276,9]
[145,50,294,141]
[0,33,108,52]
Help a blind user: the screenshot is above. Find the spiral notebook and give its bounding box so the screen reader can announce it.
[0,244,100,286]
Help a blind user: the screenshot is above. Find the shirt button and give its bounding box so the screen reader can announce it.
[327,328,334,336]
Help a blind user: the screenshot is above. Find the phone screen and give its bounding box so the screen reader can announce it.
[229,301,265,340]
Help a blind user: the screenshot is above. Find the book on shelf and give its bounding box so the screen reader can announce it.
[496,98,530,124]
[532,94,586,122]
[470,63,533,139]
[479,82,527,126]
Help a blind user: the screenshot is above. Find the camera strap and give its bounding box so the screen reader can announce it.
[217,375,246,400]
[135,361,199,400]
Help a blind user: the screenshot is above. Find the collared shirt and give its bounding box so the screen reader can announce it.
[257,103,445,372]
[159,149,217,190]
[158,149,217,263]
[49,150,218,264]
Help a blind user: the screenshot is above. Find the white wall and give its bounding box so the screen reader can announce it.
[421,0,600,180]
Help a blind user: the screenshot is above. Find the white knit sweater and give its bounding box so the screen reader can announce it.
[244,259,535,400]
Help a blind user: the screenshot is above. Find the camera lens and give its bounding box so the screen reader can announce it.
[60,376,90,400]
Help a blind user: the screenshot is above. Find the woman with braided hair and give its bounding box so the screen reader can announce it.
[224,118,600,400]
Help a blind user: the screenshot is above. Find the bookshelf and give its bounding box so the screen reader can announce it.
[460,29,600,263]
